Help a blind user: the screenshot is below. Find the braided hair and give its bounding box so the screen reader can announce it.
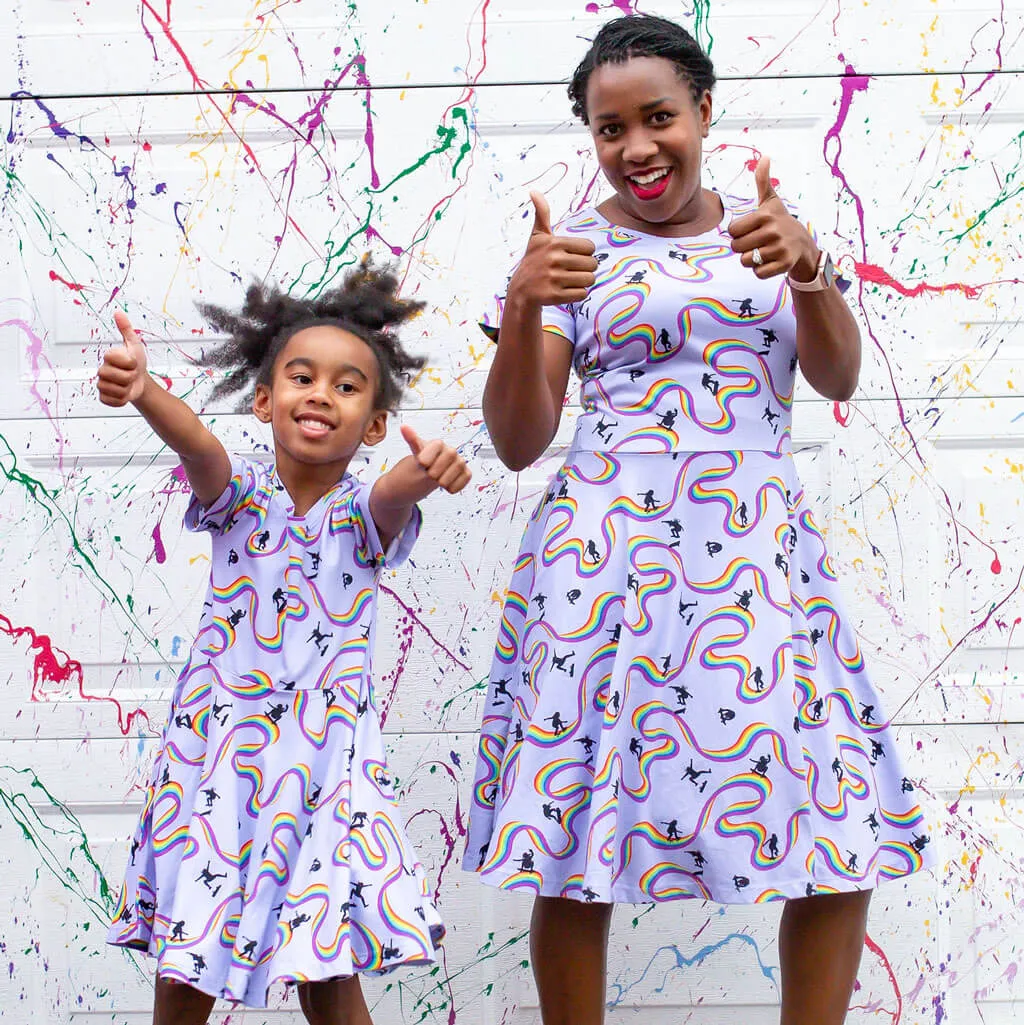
[567,14,716,123]
[198,257,426,412]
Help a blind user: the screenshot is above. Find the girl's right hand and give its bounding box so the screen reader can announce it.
[507,192,598,307]
[98,311,149,406]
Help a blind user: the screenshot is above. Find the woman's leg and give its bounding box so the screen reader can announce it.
[152,976,215,1025]
[779,889,872,1025]
[530,895,614,1025]
[297,975,373,1025]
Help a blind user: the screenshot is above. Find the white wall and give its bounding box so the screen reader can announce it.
[0,1,1022,1021]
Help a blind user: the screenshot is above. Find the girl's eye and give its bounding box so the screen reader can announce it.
[293,373,312,385]
[337,382,356,394]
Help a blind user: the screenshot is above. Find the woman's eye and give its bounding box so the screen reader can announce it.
[599,124,621,138]
[651,111,672,124]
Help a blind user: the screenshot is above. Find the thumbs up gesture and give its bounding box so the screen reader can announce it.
[727,156,818,281]
[400,424,472,495]
[507,192,599,307]
[97,312,150,406]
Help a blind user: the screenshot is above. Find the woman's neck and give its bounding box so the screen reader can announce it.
[597,187,724,238]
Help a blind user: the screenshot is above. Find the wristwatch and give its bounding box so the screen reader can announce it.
[787,250,835,292]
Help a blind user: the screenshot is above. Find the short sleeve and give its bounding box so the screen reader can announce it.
[184,455,257,534]
[349,480,421,570]
[479,264,577,348]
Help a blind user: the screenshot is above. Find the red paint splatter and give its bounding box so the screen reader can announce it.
[853,261,1023,299]
[833,401,852,426]
[0,613,149,736]
[863,933,903,1023]
[991,555,1002,574]
[48,270,86,292]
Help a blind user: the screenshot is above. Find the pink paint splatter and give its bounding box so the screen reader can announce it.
[151,521,167,564]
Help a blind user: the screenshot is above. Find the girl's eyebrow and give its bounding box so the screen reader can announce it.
[283,356,369,382]
[593,97,671,122]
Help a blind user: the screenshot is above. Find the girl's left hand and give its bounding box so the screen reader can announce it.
[400,425,472,494]
[727,156,819,282]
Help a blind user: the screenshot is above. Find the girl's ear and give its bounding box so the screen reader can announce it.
[362,410,388,447]
[253,384,273,423]
[699,89,713,138]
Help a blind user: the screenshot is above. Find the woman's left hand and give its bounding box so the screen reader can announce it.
[728,157,819,282]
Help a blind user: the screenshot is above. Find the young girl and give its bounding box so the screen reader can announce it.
[103,260,469,1021]
[465,15,933,1025]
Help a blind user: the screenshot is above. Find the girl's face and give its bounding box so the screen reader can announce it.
[586,56,712,232]
[253,326,387,474]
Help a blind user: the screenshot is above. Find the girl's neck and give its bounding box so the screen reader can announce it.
[273,453,351,516]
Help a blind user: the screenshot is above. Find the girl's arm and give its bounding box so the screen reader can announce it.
[728,158,861,402]
[98,312,232,507]
[484,192,597,471]
[369,425,471,548]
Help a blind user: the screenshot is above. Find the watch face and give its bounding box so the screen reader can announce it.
[822,252,835,287]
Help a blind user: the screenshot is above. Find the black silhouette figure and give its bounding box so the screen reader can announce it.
[551,651,574,677]
[661,653,672,672]
[683,759,712,791]
[718,707,735,725]
[174,712,192,729]
[793,714,801,733]
[609,690,620,715]
[477,844,489,869]
[546,711,567,735]
[901,778,915,793]
[751,754,771,777]
[324,688,336,707]
[870,739,885,762]
[737,501,749,527]
[189,952,207,974]
[513,721,524,744]
[668,249,689,262]
[766,833,780,860]
[582,886,599,901]
[800,570,810,584]
[775,553,789,575]
[706,541,723,557]
[832,757,844,782]
[254,530,270,550]
[202,787,220,809]
[638,489,659,512]
[350,811,369,828]
[688,850,707,870]
[228,548,239,565]
[672,684,691,711]
[240,938,258,961]
[847,851,859,872]
[266,702,288,723]
[212,700,231,726]
[656,328,673,353]
[627,269,646,284]
[860,704,875,724]
[762,404,780,433]
[196,861,227,891]
[593,418,618,442]
[492,677,512,706]
[272,587,287,613]
[810,627,824,647]
[629,368,645,381]
[678,599,698,624]
[308,623,332,656]
[171,920,186,941]
[516,849,536,873]
[342,572,353,588]
[576,735,596,759]
[307,551,321,576]
[607,623,622,644]
[663,820,682,841]
[542,802,563,824]
[734,874,750,890]
[227,608,246,627]
[736,298,756,318]
[911,833,930,852]
[533,593,547,616]
[627,573,639,593]
[356,697,369,716]
[658,408,678,430]
[629,736,643,762]
[700,372,719,396]
[382,940,401,960]
[750,666,765,692]
[810,698,824,721]
[566,588,582,605]
[666,518,683,539]
[758,328,778,353]
[349,881,371,907]
[864,812,880,838]
[585,540,602,564]
[790,355,799,374]
[735,589,753,610]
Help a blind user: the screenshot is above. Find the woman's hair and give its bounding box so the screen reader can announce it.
[197,257,427,411]
[567,14,716,123]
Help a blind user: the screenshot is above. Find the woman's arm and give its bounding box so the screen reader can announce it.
[728,158,862,402]
[484,193,597,470]
[98,312,231,506]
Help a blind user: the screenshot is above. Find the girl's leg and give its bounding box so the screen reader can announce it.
[153,976,215,1025]
[530,895,614,1025]
[297,975,373,1025]
[779,889,872,1025]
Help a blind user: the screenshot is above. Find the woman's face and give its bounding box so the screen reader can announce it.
[585,55,712,231]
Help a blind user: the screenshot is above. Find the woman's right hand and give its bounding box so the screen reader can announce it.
[507,192,598,307]
[98,311,149,406]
